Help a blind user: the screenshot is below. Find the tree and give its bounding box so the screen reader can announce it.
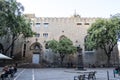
[47,37,77,66]
[85,15,120,66]
[0,0,34,57]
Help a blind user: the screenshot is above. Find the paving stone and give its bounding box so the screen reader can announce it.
[1,67,120,80]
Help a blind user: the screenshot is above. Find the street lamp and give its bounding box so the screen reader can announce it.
[77,45,84,70]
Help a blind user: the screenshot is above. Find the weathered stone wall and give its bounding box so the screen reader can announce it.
[0,14,119,67]
[25,14,98,65]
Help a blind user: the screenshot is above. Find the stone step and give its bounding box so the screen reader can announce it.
[18,63,46,68]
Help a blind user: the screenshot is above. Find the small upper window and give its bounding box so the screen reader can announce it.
[44,23,49,27]
[30,22,34,27]
[77,23,82,25]
[35,33,40,37]
[30,23,33,26]
[35,23,40,27]
[43,33,48,38]
[84,23,89,25]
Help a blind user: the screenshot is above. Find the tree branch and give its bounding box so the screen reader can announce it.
[4,34,20,54]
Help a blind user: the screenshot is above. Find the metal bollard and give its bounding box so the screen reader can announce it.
[113,70,115,78]
[107,71,109,80]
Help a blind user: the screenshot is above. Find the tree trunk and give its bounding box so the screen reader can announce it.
[107,54,111,67]
[4,35,18,55]
[10,34,15,57]
[60,57,63,67]
[60,53,65,67]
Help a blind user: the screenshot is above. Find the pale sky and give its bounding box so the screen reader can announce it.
[17,0,120,18]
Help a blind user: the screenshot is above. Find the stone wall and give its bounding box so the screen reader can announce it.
[0,14,119,67]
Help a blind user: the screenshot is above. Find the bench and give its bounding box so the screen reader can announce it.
[74,74,85,80]
[74,71,96,80]
[0,72,11,80]
[0,69,17,80]
[85,71,96,80]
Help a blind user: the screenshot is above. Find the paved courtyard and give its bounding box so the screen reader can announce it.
[1,68,120,80]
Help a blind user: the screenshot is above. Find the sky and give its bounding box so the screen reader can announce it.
[17,0,120,18]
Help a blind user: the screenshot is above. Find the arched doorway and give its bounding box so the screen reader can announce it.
[30,42,42,64]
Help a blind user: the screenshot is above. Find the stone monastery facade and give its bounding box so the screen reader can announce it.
[0,14,119,67]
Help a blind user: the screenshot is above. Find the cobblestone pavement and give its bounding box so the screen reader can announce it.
[0,68,120,80]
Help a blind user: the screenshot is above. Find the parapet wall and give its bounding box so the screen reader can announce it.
[25,14,98,23]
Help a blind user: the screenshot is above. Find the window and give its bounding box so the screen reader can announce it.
[35,33,40,37]
[62,30,64,33]
[44,23,49,27]
[34,45,40,50]
[30,22,34,27]
[84,23,89,25]
[75,40,78,43]
[35,23,40,27]
[45,43,49,49]
[43,33,48,38]
[23,44,26,57]
[77,23,82,25]
[30,23,33,26]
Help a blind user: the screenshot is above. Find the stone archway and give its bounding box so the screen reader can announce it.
[59,35,66,40]
[30,42,43,64]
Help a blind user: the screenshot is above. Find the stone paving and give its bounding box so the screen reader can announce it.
[0,68,120,80]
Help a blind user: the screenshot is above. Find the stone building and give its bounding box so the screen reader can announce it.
[0,14,119,67]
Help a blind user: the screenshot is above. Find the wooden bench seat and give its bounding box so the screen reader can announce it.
[74,74,85,80]
[74,71,96,80]
[85,71,96,80]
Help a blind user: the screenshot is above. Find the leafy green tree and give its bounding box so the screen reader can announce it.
[85,15,120,66]
[0,0,34,57]
[47,37,77,66]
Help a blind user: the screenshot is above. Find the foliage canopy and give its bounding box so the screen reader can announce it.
[47,37,77,66]
[85,14,120,66]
